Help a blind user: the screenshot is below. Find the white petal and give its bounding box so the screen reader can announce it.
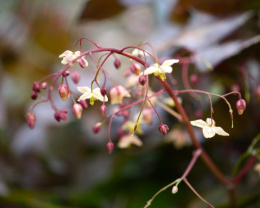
[162,59,179,67]
[78,92,92,101]
[93,88,108,102]
[143,66,158,75]
[190,119,208,128]
[74,51,81,57]
[206,118,215,126]
[202,126,216,138]
[77,86,91,93]
[159,66,172,73]
[132,135,143,147]
[61,59,68,65]
[59,50,72,58]
[213,127,229,136]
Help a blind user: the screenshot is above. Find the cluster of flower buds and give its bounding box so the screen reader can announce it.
[31,82,47,100]
[54,109,68,122]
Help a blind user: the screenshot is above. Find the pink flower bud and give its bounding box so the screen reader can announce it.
[73,103,83,119]
[93,123,101,134]
[100,104,107,115]
[106,142,114,154]
[54,109,68,122]
[78,57,88,68]
[101,87,107,96]
[41,82,47,89]
[32,82,41,92]
[189,74,198,85]
[58,84,70,101]
[24,112,36,129]
[114,59,121,69]
[79,100,88,108]
[139,75,146,86]
[158,124,169,135]
[63,70,70,77]
[71,71,80,84]
[130,62,142,75]
[171,186,178,194]
[31,92,37,100]
[110,85,131,105]
[236,99,246,115]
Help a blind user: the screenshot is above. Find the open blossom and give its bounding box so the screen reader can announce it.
[59,50,88,67]
[117,134,143,148]
[110,85,131,105]
[77,86,108,105]
[142,59,179,81]
[190,118,229,138]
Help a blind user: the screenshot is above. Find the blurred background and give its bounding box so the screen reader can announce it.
[0,0,260,207]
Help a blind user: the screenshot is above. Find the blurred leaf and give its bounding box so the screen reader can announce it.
[79,0,126,21]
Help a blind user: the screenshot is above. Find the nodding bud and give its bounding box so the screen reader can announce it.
[71,71,80,84]
[79,100,88,108]
[130,62,142,75]
[63,70,70,77]
[78,57,88,68]
[72,103,83,119]
[114,59,121,69]
[41,82,47,89]
[189,74,198,85]
[31,92,37,100]
[54,109,68,122]
[93,123,101,134]
[236,99,246,115]
[24,112,36,129]
[106,142,114,154]
[158,124,169,135]
[58,84,70,101]
[101,87,107,96]
[139,75,146,86]
[171,186,178,194]
[32,82,41,92]
[100,104,107,115]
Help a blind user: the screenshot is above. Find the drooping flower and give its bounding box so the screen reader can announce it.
[59,50,88,67]
[77,86,108,105]
[117,134,143,149]
[190,118,229,138]
[142,59,179,81]
[110,85,131,105]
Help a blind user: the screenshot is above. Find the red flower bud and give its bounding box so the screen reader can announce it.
[79,100,88,108]
[93,123,101,134]
[31,92,37,100]
[63,70,70,77]
[114,59,121,69]
[71,71,80,84]
[106,142,114,154]
[73,103,83,119]
[158,124,169,135]
[100,104,107,115]
[54,109,68,122]
[130,62,142,75]
[101,87,107,96]
[32,82,41,92]
[58,84,70,101]
[236,99,246,115]
[139,75,146,86]
[24,112,36,129]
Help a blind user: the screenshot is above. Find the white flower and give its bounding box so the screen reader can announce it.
[190,118,229,138]
[122,120,143,135]
[77,86,108,105]
[117,134,143,148]
[142,59,179,81]
[59,50,88,67]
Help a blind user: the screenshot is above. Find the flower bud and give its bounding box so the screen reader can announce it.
[58,84,70,101]
[114,59,121,69]
[100,104,107,115]
[139,75,146,86]
[32,82,41,92]
[236,99,246,115]
[79,100,88,108]
[78,57,88,68]
[189,74,198,85]
[110,85,131,105]
[130,62,142,75]
[24,112,36,129]
[93,123,101,134]
[31,92,37,100]
[54,109,68,122]
[101,87,107,96]
[106,142,114,154]
[41,82,47,89]
[63,70,70,77]
[71,71,80,84]
[171,186,178,194]
[158,124,169,135]
[73,103,83,119]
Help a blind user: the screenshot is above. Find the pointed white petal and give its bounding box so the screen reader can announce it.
[78,92,92,101]
[74,51,81,56]
[202,126,216,138]
[77,86,91,93]
[159,66,172,73]
[162,59,179,66]
[132,135,143,147]
[93,88,108,102]
[190,119,208,128]
[61,59,68,65]
[59,50,72,58]
[213,127,229,136]
[206,118,215,126]
[143,66,158,75]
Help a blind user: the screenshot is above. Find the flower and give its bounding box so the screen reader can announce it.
[117,134,143,148]
[77,86,108,105]
[122,120,143,135]
[142,59,179,81]
[110,85,131,105]
[59,50,88,67]
[190,118,229,138]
